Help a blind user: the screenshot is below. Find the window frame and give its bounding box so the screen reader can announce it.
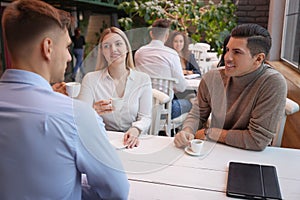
[280,0,300,70]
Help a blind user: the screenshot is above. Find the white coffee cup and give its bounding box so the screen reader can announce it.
[190,139,204,154]
[66,82,81,98]
[111,98,123,111]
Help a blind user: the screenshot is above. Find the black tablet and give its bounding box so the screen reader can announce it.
[226,162,282,199]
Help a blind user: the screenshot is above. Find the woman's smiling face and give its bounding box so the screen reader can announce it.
[172,34,184,53]
[101,33,128,65]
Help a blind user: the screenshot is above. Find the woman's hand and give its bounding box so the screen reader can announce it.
[183,70,194,75]
[123,127,140,148]
[93,99,113,115]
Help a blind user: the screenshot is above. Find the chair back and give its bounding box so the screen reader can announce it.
[150,89,171,135]
[150,76,178,136]
[271,98,299,147]
[189,43,211,74]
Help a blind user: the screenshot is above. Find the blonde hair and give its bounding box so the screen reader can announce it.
[96,27,135,70]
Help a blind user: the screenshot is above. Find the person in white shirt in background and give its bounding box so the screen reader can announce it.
[134,19,192,121]
[78,27,152,148]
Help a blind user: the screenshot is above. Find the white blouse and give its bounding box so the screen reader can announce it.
[78,69,152,134]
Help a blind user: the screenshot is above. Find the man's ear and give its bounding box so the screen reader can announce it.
[149,30,154,39]
[163,31,169,43]
[41,37,53,61]
[255,53,265,64]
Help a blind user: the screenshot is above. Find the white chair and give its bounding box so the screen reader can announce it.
[189,43,211,74]
[150,76,188,136]
[271,98,299,147]
[150,89,170,135]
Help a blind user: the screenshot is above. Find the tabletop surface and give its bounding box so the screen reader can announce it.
[185,78,201,90]
[107,131,300,200]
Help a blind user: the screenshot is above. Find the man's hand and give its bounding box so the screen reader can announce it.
[174,130,194,148]
[52,82,67,95]
[195,129,206,140]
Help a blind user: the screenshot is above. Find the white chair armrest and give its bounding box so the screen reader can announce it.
[285,98,299,115]
[152,89,170,104]
[272,98,299,147]
[172,112,188,124]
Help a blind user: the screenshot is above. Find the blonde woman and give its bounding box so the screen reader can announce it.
[78,27,152,148]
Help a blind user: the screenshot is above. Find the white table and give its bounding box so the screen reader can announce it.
[107,131,300,200]
[185,78,201,91]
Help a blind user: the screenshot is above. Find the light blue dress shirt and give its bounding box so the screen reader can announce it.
[0,69,129,200]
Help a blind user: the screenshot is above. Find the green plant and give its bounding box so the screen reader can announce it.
[118,0,237,54]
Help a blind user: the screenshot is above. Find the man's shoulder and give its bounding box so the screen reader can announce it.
[131,70,151,81]
[262,64,286,83]
[135,44,150,52]
[136,43,177,54]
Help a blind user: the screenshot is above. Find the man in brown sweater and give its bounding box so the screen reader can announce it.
[174,24,287,151]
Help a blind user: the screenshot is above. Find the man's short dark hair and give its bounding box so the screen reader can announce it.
[2,0,71,57]
[231,24,272,57]
[151,19,171,39]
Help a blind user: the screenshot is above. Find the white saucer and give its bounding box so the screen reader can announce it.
[185,146,201,156]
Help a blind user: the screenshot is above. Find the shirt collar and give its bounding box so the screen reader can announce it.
[149,40,165,47]
[0,69,53,91]
[101,68,135,81]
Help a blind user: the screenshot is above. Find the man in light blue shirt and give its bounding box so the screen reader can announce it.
[0,0,129,199]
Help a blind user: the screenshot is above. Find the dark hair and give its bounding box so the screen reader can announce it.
[74,27,81,36]
[217,35,231,67]
[2,0,71,57]
[151,19,170,39]
[231,24,271,57]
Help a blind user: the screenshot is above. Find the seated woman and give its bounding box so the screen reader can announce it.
[78,27,152,148]
[166,31,201,76]
[217,35,231,68]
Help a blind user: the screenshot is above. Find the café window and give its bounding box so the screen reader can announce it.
[281,0,300,70]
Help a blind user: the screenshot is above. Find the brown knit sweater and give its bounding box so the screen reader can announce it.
[183,64,287,151]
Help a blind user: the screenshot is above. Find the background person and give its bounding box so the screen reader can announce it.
[216,35,231,68]
[78,27,152,148]
[71,27,86,80]
[134,19,192,120]
[0,0,129,199]
[174,24,287,151]
[166,31,201,75]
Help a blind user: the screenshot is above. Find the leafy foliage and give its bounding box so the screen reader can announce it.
[118,0,237,54]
